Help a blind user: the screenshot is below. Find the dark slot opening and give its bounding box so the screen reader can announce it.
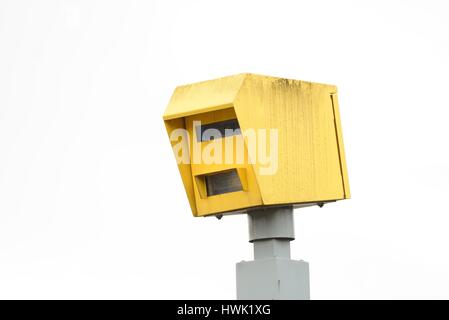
[196,119,241,142]
[205,169,243,196]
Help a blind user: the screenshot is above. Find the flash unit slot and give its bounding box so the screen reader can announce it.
[205,169,243,196]
[194,169,244,198]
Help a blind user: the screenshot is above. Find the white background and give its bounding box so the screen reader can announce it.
[1,0,448,299]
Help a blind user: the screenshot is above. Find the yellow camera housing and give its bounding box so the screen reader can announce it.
[163,74,350,217]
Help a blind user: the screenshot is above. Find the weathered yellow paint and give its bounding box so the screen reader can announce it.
[163,74,246,120]
[164,117,198,215]
[163,73,350,217]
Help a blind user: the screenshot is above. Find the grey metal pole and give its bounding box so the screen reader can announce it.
[236,206,310,300]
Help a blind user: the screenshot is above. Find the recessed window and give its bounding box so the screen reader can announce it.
[196,119,241,142]
[205,169,243,196]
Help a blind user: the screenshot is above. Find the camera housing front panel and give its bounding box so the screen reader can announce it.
[185,108,263,215]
